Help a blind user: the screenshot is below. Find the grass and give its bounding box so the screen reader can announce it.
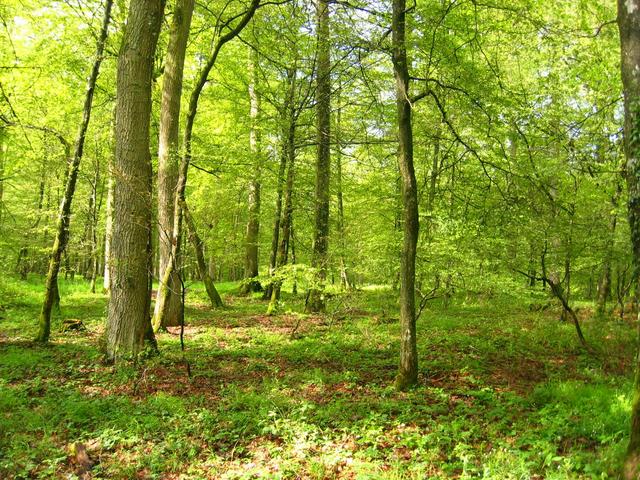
[0,274,635,478]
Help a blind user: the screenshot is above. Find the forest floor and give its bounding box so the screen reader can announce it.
[0,276,635,479]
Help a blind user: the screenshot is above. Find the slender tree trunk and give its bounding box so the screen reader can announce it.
[154,0,194,328]
[242,47,262,293]
[335,88,350,290]
[154,0,259,325]
[103,154,114,293]
[618,2,640,476]
[392,0,419,390]
[267,120,296,314]
[89,159,101,293]
[263,67,296,301]
[0,127,5,229]
[306,0,331,313]
[106,0,164,361]
[182,200,223,307]
[36,0,113,343]
[597,182,621,316]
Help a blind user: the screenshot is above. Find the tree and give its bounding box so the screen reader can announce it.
[154,0,195,328]
[392,0,419,390]
[618,0,640,476]
[306,0,331,313]
[36,0,113,343]
[241,46,263,294]
[105,0,165,362]
[153,0,261,329]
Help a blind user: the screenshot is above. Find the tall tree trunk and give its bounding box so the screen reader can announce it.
[89,158,101,293]
[0,127,5,230]
[618,2,640,476]
[154,0,260,326]
[242,47,262,293]
[106,0,164,361]
[103,154,114,293]
[306,0,331,313]
[267,119,296,315]
[154,0,195,328]
[392,0,419,390]
[36,0,113,343]
[263,67,296,301]
[335,87,350,290]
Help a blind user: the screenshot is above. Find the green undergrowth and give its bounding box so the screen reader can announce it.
[0,276,635,478]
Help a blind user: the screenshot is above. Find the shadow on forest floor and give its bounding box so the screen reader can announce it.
[0,277,635,479]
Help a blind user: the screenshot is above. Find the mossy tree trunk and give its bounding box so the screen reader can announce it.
[182,200,223,308]
[617,1,640,476]
[392,0,419,391]
[106,0,164,361]
[36,0,113,343]
[154,0,194,328]
[306,0,331,313]
[267,111,296,315]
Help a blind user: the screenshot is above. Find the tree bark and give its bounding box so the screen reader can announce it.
[267,116,296,315]
[36,0,113,343]
[0,127,5,229]
[263,67,296,301]
[392,0,419,390]
[153,0,260,326]
[242,47,262,293]
[106,0,164,361]
[306,0,331,313]
[154,0,195,328]
[335,86,350,290]
[182,200,223,307]
[597,181,621,316]
[103,153,114,293]
[619,1,640,476]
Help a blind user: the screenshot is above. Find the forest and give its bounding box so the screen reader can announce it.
[1,0,639,478]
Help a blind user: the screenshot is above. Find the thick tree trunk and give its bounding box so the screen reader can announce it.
[154,0,260,323]
[154,0,194,328]
[106,0,164,361]
[306,0,331,313]
[392,0,419,390]
[242,47,262,294]
[36,0,113,343]
[619,1,640,476]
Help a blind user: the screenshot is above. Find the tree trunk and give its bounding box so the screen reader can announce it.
[106,0,164,361]
[618,1,640,476]
[267,118,296,315]
[182,200,223,307]
[306,0,331,313]
[154,0,194,328]
[392,0,419,390]
[263,67,296,301]
[0,127,5,229]
[103,153,114,293]
[154,0,260,324]
[36,0,113,343]
[335,87,350,290]
[242,47,262,294]
[597,182,621,316]
[89,159,101,293]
